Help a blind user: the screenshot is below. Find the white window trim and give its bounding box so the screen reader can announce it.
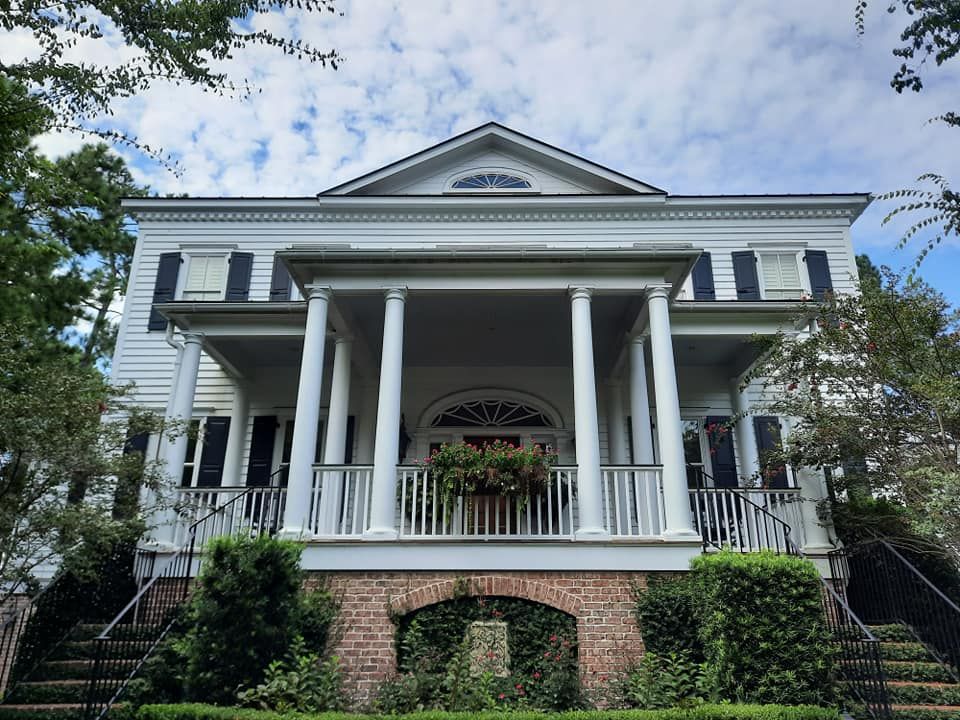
[176,245,237,301]
[443,167,541,195]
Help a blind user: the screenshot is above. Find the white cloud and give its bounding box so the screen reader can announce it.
[4,1,960,280]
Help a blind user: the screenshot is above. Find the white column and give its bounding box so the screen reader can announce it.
[569,287,608,540]
[629,335,656,464]
[152,332,204,547]
[647,287,697,537]
[729,379,759,484]
[221,382,249,487]
[605,381,628,464]
[795,468,833,550]
[318,336,352,534]
[279,286,331,539]
[365,288,407,540]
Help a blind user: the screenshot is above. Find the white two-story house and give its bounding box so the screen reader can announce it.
[113,123,869,692]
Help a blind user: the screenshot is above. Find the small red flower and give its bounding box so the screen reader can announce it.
[549,634,557,642]
[544,651,552,658]
[866,341,878,352]
[515,683,523,690]
[532,671,541,679]
[498,693,505,700]
[787,382,798,391]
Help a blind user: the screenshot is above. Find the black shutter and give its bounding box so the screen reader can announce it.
[691,252,716,300]
[706,416,738,487]
[732,251,761,300]
[753,415,788,488]
[804,250,833,301]
[196,417,231,488]
[225,252,254,301]
[148,252,181,330]
[344,416,355,464]
[269,256,292,301]
[123,431,149,457]
[246,415,277,487]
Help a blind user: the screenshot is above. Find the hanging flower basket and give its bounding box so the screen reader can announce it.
[419,440,556,510]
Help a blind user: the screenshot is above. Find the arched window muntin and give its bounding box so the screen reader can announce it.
[443,167,540,195]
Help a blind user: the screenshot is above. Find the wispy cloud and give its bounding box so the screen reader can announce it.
[6,0,960,299]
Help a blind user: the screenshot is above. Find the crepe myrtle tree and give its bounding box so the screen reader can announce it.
[856,0,960,267]
[745,267,960,553]
[0,0,342,176]
[0,326,177,601]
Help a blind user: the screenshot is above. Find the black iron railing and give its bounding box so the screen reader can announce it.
[816,571,891,719]
[830,539,960,680]
[688,468,796,555]
[84,483,285,720]
[0,543,156,699]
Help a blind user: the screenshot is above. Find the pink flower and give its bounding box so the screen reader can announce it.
[498,693,505,700]
[549,634,557,642]
[532,672,541,679]
[544,651,552,658]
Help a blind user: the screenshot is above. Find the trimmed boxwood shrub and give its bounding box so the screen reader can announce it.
[136,702,842,720]
[690,551,836,707]
[634,575,702,662]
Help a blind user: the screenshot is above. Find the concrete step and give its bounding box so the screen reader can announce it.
[33,659,136,682]
[887,681,960,707]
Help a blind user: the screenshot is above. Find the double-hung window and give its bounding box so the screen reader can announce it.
[759,252,803,300]
[182,254,227,300]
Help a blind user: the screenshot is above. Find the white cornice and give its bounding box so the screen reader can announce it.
[124,195,869,224]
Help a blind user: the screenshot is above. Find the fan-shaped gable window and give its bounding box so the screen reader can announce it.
[432,399,555,428]
[444,168,539,194]
[452,173,532,190]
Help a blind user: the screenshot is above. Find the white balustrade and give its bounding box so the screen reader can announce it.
[601,466,665,537]
[689,487,802,553]
[309,465,373,537]
[174,485,286,548]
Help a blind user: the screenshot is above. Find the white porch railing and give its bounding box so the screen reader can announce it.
[309,465,373,536]
[396,465,665,539]
[601,466,666,537]
[689,487,803,553]
[173,485,286,548]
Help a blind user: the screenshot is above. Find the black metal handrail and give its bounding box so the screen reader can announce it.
[688,467,796,555]
[84,483,285,720]
[807,545,891,720]
[0,543,155,700]
[830,539,960,681]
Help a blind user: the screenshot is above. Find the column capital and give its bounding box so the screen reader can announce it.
[568,286,594,301]
[628,332,649,346]
[333,334,354,346]
[383,287,407,302]
[305,285,333,301]
[645,286,671,302]
[182,331,204,345]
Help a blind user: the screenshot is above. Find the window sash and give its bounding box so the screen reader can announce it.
[760,253,802,299]
[182,255,226,300]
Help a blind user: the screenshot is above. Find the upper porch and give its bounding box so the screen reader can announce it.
[145,245,835,571]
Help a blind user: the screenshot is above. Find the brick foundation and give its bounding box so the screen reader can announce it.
[306,571,665,703]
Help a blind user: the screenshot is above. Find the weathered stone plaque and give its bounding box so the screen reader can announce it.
[466,620,510,676]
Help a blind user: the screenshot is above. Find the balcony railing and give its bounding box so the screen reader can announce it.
[173,485,285,547]
[174,465,801,549]
[688,487,803,552]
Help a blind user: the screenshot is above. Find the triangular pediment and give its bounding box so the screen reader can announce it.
[321,123,666,196]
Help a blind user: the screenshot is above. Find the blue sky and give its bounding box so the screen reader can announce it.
[7,0,959,304]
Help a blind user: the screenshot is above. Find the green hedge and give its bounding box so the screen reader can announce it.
[690,551,836,707]
[136,703,842,720]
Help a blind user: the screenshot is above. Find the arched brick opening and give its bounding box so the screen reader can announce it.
[320,571,650,704]
[388,575,583,617]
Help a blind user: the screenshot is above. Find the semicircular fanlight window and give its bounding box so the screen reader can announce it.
[431,399,554,428]
[451,173,533,190]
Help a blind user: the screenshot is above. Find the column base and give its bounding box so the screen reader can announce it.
[139,539,179,553]
[363,527,399,541]
[662,528,701,540]
[277,527,312,542]
[574,527,611,542]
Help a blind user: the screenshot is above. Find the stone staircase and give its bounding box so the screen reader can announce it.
[847,623,960,720]
[0,624,137,720]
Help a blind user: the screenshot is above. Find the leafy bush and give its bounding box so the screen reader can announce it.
[634,576,703,662]
[137,701,843,720]
[237,637,344,712]
[690,551,836,706]
[620,652,711,709]
[132,536,339,707]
